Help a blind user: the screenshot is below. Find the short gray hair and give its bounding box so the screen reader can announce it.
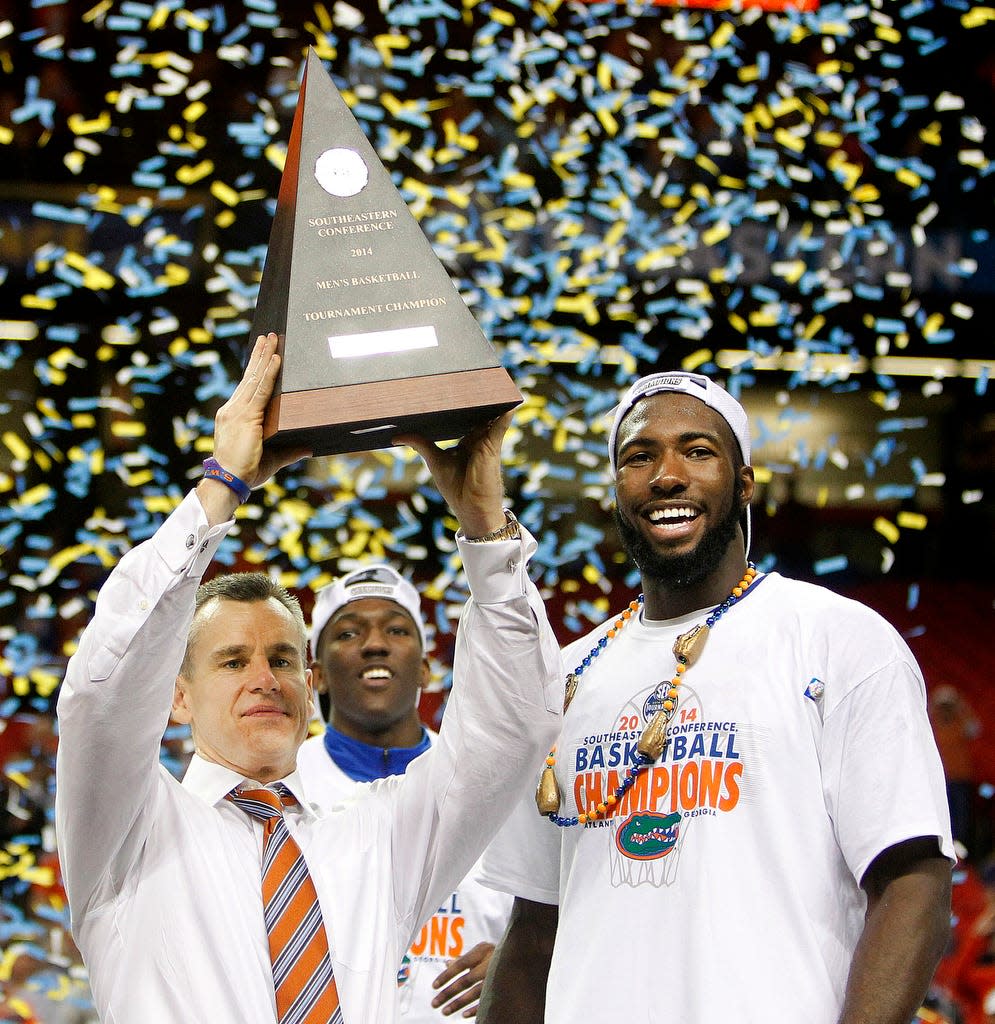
[180,572,307,676]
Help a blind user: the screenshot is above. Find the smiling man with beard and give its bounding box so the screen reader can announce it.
[610,442,745,593]
[477,370,954,1024]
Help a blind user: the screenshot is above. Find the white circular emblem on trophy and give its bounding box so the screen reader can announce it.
[314,147,369,198]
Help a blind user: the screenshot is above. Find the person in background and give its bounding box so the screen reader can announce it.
[297,564,512,1019]
[928,857,995,1024]
[54,332,562,1024]
[477,370,954,1024]
[929,684,982,849]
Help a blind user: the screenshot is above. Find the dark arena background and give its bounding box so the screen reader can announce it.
[0,1,992,1020]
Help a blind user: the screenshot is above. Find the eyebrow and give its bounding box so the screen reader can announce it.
[331,608,414,627]
[211,644,250,660]
[210,641,302,661]
[268,641,303,658]
[618,428,723,454]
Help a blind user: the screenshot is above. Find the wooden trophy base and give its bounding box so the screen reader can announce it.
[264,366,522,456]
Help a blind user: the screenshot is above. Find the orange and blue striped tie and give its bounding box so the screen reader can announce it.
[228,785,343,1024]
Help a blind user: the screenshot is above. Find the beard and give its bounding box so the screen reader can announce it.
[613,481,745,590]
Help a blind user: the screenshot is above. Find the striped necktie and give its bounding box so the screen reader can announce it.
[228,785,343,1024]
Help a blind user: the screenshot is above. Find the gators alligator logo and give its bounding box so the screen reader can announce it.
[615,811,682,860]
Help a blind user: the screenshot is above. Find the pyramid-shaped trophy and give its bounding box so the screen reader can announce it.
[248,48,523,456]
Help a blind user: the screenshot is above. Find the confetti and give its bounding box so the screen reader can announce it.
[0,2,993,1011]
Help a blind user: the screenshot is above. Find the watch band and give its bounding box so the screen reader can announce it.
[464,509,521,543]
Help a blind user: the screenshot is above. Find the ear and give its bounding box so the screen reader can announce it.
[304,666,315,709]
[739,464,755,507]
[419,656,432,689]
[309,660,327,695]
[171,676,193,725]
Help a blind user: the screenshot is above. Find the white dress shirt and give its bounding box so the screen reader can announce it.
[55,489,561,1024]
[296,731,515,1022]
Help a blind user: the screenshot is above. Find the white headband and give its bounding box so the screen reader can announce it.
[310,564,427,658]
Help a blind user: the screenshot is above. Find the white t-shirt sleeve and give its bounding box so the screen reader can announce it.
[478,788,562,905]
[821,655,955,884]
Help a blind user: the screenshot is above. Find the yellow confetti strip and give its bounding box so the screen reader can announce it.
[554,293,599,325]
[897,511,928,530]
[920,121,942,146]
[895,167,922,188]
[176,9,209,32]
[210,181,240,207]
[177,159,213,184]
[874,517,901,544]
[774,127,806,153]
[875,25,901,44]
[475,225,508,261]
[110,421,146,439]
[963,6,994,27]
[183,100,207,123]
[68,111,112,135]
[3,433,31,462]
[30,668,61,698]
[682,350,713,371]
[21,294,57,310]
[802,314,826,340]
[373,33,410,67]
[702,222,731,246]
[64,252,115,290]
[157,263,191,286]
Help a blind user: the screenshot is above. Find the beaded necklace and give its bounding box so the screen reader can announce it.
[536,563,759,828]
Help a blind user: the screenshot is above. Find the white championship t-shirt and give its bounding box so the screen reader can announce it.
[480,572,954,1024]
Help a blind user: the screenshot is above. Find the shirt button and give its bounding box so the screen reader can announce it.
[185,534,196,549]
[139,599,149,611]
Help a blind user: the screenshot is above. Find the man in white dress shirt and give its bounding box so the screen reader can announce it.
[54,333,561,1024]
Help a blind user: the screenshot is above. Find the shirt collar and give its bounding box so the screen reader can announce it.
[182,753,317,819]
[322,723,433,783]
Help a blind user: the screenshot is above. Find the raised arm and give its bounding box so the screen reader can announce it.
[196,333,306,525]
[838,837,952,1024]
[387,415,562,942]
[395,410,513,540]
[477,898,557,1024]
[55,334,306,919]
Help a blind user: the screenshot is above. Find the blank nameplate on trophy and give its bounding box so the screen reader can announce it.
[248,48,522,457]
[328,327,438,360]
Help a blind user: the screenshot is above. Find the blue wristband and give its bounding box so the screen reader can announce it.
[202,458,252,504]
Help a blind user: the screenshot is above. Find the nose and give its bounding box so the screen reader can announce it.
[249,655,280,691]
[649,451,688,494]
[360,627,391,657]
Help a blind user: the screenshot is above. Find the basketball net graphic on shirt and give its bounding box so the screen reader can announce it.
[567,683,748,889]
[228,786,344,1023]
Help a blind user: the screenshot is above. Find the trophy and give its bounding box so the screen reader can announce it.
[248,48,523,456]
